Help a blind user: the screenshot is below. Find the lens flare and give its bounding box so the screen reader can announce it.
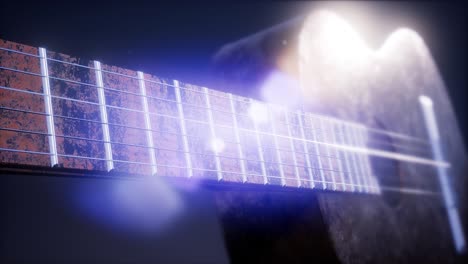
[299,10,371,70]
[248,101,269,124]
[210,137,225,153]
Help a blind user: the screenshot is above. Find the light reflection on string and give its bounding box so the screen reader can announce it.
[0,46,448,197]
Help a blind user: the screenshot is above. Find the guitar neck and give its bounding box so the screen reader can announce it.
[0,39,439,195]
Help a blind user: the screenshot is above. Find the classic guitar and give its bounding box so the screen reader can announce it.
[0,11,466,263]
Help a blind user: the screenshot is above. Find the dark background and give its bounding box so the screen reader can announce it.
[0,1,466,146]
[0,1,467,262]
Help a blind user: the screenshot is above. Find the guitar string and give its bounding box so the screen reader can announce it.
[0,65,429,149]
[0,95,440,169]
[0,112,442,193]
[0,83,432,158]
[0,94,441,168]
[0,119,446,195]
[0,46,429,144]
[0,102,435,168]
[0,122,443,194]
[0,146,440,196]
[0,47,448,190]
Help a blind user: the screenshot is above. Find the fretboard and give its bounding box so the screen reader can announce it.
[6,40,439,195]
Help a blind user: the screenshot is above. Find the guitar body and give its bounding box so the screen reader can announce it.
[316,67,467,263]
[304,20,467,264]
[213,11,467,263]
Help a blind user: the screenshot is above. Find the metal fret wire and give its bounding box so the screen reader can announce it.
[138,71,158,175]
[351,124,369,193]
[359,126,380,193]
[269,104,286,186]
[337,120,355,192]
[250,98,268,184]
[319,117,337,190]
[329,119,347,191]
[285,110,301,187]
[203,87,223,181]
[38,48,58,166]
[174,80,193,178]
[309,115,327,189]
[94,61,114,171]
[229,93,248,183]
[296,110,315,188]
[343,122,362,192]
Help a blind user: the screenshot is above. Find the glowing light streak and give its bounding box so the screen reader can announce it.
[419,95,466,253]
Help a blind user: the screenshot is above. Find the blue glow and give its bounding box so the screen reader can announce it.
[260,70,301,108]
[73,176,183,236]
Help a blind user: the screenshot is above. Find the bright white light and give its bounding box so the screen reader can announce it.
[300,10,371,69]
[260,70,301,108]
[300,11,429,69]
[419,95,433,107]
[378,28,426,58]
[320,12,370,63]
[210,138,225,153]
[248,101,269,124]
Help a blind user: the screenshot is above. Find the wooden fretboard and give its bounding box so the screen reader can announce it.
[0,40,441,194]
